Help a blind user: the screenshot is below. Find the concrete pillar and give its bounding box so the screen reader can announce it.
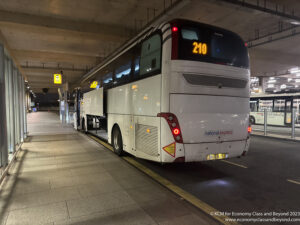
[0,44,8,167]
[59,82,70,124]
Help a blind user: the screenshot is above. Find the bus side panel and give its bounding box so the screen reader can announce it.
[107,75,162,161]
[107,83,133,154]
[132,75,162,162]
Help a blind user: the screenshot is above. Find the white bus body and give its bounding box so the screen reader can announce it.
[79,19,251,163]
[250,93,300,126]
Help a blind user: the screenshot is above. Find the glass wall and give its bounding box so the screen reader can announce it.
[0,44,27,168]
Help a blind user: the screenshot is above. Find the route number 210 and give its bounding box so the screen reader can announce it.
[192,42,208,55]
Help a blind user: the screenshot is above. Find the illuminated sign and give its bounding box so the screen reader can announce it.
[90,81,98,88]
[192,42,208,55]
[54,74,62,84]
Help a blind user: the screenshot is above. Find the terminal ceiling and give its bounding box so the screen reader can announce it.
[0,0,299,94]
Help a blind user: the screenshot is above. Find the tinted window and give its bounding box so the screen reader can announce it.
[115,61,131,84]
[140,34,162,76]
[179,26,249,69]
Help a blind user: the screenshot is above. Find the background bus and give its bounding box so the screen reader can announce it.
[77,19,251,163]
[250,93,300,126]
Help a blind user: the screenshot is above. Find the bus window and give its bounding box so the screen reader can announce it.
[274,99,285,112]
[140,34,161,76]
[250,101,258,112]
[259,100,272,111]
[178,23,249,69]
[181,28,198,40]
[102,72,113,86]
[133,58,140,76]
[115,62,131,85]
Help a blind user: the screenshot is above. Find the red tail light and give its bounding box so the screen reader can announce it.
[172,26,178,32]
[157,113,183,143]
[171,24,179,60]
[248,126,252,133]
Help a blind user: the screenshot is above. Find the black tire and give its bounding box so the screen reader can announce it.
[249,116,255,125]
[112,126,124,156]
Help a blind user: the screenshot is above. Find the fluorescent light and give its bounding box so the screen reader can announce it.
[280,84,286,89]
[269,77,275,79]
[289,67,300,74]
[268,84,274,88]
[268,79,276,83]
[290,21,300,25]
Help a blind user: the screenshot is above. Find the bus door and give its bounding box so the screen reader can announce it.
[285,99,292,125]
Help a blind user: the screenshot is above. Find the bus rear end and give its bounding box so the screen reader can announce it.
[160,20,250,163]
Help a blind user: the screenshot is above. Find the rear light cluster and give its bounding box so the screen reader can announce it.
[157,113,183,143]
[248,126,252,133]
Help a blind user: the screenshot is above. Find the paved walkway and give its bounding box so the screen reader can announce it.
[0,112,216,225]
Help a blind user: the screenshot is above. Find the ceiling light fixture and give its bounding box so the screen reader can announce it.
[289,67,300,74]
[280,84,287,89]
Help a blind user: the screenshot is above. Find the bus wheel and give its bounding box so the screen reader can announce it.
[249,116,255,125]
[112,126,123,156]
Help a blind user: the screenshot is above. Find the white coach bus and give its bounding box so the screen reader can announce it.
[79,19,251,163]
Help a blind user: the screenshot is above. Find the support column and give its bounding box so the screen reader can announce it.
[23,81,27,139]
[7,58,15,153]
[59,82,70,124]
[0,44,8,167]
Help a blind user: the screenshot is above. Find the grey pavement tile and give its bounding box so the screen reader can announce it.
[126,184,169,204]
[7,187,81,211]
[0,207,9,225]
[20,164,58,173]
[50,176,77,189]
[54,204,157,225]
[100,160,133,172]
[116,174,155,190]
[158,213,215,225]
[72,172,114,186]
[66,190,135,218]
[0,177,51,196]
[5,202,68,225]
[139,198,191,223]
[69,164,106,176]
[77,178,123,198]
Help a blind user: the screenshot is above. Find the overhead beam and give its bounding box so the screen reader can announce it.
[247,25,300,48]
[21,66,87,72]
[14,50,102,66]
[0,9,132,39]
[215,0,300,22]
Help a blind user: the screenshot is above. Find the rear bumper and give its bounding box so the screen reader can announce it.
[183,139,249,162]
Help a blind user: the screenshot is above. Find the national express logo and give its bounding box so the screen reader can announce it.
[205,130,233,136]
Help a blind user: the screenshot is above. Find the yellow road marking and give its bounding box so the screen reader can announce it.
[287,179,300,185]
[88,134,113,152]
[87,134,240,225]
[221,160,248,169]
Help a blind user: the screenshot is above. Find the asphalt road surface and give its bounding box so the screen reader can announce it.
[136,136,300,225]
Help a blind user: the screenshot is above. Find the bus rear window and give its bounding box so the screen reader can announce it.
[178,26,249,69]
